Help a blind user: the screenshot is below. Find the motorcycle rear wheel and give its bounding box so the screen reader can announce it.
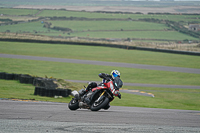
[68,99,79,110]
[90,97,109,111]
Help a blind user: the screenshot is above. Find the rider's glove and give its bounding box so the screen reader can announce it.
[114,91,121,99]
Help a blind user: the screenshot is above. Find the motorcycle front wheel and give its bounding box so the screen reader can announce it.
[68,99,79,110]
[90,96,109,111]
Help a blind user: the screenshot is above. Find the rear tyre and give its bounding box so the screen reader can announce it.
[68,99,79,110]
[90,97,109,111]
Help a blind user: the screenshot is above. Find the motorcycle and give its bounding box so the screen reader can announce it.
[68,79,121,111]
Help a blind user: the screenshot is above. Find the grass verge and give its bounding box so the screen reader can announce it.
[0,80,199,111]
[0,80,71,103]
[1,58,200,86]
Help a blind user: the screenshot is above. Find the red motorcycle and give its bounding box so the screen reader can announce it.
[68,80,121,111]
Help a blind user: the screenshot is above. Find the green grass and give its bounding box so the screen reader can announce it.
[112,91,200,110]
[117,86,200,110]
[49,20,194,41]
[1,8,200,23]
[0,37,199,111]
[0,79,72,103]
[49,20,169,31]
[0,58,200,86]
[1,80,199,110]
[37,9,200,22]
[0,16,39,21]
[0,19,198,40]
[0,21,53,33]
[1,8,200,41]
[0,41,200,69]
[67,31,198,40]
[0,8,39,15]
[38,10,116,18]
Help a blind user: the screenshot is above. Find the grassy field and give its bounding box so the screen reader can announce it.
[114,85,200,110]
[0,8,198,22]
[49,20,169,31]
[1,41,200,111]
[37,10,200,22]
[0,41,200,111]
[0,8,39,15]
[1,57,200,86]
[67,31,198,40]
[0,16,39,21]
[0,79,199,110]
[0,21,52,33]
[0,8,200,43]
[1,8,198,22]
[0,20,197,40]
[39,30,198,41]
[0,80,72,103]
[0,41,200,68]
[0,20,169,33]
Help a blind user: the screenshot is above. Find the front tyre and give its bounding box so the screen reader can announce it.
[90,97,109,111]
[68,99,79,110]
[103,103,110,110]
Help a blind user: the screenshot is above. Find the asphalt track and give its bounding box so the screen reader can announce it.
[0,100,200,133]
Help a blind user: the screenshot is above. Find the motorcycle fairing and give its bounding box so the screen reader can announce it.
[104,80,115,93]
[92,86,107,92]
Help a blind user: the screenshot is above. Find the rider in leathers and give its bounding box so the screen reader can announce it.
[82,70,123,105]
[98,70,123,99]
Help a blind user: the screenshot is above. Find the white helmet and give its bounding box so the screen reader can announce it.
[111,70,120,78]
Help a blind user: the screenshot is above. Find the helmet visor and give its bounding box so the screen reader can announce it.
[112,72,119,78]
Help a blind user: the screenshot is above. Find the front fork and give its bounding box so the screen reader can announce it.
[96,90,106,102]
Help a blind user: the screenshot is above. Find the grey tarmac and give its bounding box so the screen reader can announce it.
[0,100,200,133]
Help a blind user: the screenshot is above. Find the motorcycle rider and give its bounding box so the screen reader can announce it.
[79,70,123,103]
[98,70,123,98]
